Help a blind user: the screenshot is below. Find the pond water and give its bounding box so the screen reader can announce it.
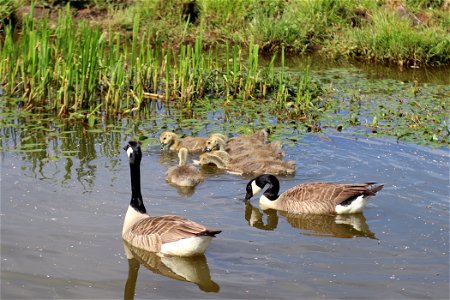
[1,65,449,299]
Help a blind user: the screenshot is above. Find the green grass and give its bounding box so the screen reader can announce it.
[328,9,450,66]
[0,3,324,119]
[7,0,449,66]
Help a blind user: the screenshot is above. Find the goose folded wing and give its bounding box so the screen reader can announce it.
[126,215,210,252]
[280,183,374,205]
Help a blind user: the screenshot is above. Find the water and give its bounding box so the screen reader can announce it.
[1,62,449,299]
[1,126,448,299]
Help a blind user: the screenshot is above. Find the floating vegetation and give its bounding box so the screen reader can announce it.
[0,4,323,120]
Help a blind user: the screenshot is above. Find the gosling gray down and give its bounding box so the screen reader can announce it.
[166,147,204,187]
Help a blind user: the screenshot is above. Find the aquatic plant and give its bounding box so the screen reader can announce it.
[0,4,324,119]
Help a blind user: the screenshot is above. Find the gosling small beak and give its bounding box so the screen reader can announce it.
[204,147,212,152]
[160,143,168,151]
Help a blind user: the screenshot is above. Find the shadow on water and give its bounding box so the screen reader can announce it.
[244,202,377,239]
[123,242,219,299]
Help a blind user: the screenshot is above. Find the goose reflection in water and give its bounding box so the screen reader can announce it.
[123,242,219,299]
[244,202,376,239]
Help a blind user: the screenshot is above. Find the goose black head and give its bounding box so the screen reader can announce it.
[124,141,142,165]
[244,174,279,202]
[244,178,260,201]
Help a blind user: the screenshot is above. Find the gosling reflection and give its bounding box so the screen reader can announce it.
[244,202,376,239]
[167,183,197,197]
[123,242,219,300]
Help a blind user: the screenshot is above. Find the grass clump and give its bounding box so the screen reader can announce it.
[0,3,324,120]
[330,10,450,66]
[11,0,450,67]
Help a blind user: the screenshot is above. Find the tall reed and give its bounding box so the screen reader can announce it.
[0,4,323,118]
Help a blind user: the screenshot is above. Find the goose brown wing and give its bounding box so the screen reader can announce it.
[125,215,211,252]
[279,182,374,206]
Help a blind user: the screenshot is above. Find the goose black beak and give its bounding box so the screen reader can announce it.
[244,191,253,202]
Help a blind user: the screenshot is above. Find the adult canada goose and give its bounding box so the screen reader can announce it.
[198,153,296,176]
[160,132,207,152]
[123,141,221,256]
[244,174,384,214]
[166,147,204,187]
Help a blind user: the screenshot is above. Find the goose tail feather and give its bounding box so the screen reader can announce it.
[366,183,384,195]
[197,230,222,237]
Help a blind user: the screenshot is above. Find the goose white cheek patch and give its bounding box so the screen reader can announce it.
[251,181,262,195]
[127,147,133,158]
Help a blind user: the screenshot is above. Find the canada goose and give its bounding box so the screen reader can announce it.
[230,145,284,161]
[123,141,221,256]
[209,132,228,142]
[166,148,204,187]
[204,134,227,152]
[204,134,284,159]
[228,141,284,159]
[160,132,207,152]
[244,174,384,214]
[227,129,269,148]
[204,129,268,152]
[196,150,230,166]
[229,159,295,176]
[197,153,228,169]
[198,153,295,176]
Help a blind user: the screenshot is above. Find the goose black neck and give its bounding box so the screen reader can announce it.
[259,174,280,201]
[129,157,146,214]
